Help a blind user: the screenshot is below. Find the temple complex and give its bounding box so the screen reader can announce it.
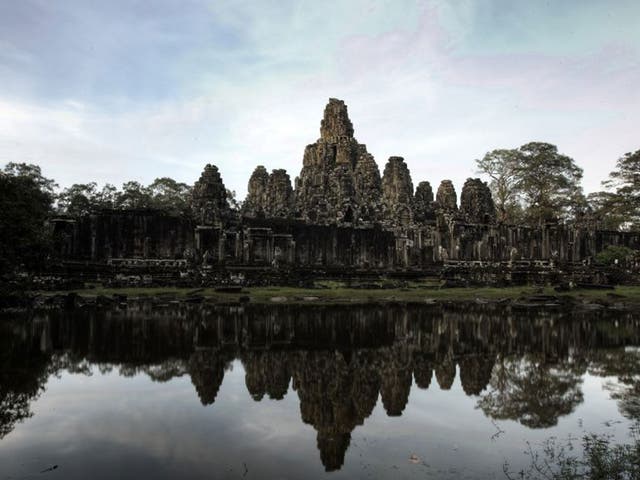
[50,98,640,285]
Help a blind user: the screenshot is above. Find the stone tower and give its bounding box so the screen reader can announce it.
[382,156,414,226]
[414,181,435,223]
[460,178,496,224]
[264,169,294,218]
[192,164,229,225]
[242,165,269,218]
[294,98,382,225]
[435,180,458,213]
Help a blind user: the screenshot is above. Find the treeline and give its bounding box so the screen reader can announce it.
[0,144,638,274]
[476,142,640,231]
[57,178,194,216]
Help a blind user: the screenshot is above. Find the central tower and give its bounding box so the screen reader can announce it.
[294,98,382,225]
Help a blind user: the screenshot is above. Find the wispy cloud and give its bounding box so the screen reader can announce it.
[0,0,638,197]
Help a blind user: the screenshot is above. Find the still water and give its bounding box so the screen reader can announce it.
[1,303,639,479]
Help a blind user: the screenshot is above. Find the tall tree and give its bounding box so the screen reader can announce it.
[476,149,522,223]
[515,142,584,225]
[57,182,99,216]
[147,177,192,214]
[114,181,152,209]
[0,164,55,274]
[597,149,640,229]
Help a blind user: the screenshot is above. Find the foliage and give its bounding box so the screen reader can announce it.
[476,149,523,223]
[477,143,584,225]
[147,177,192,214]
[57,182,118,216]
[591,150,640,231]
[57,178,193,215]
[515,142,584,226]
[504,424,640,480]
[594,246,638,267]
[478,355,584,429]
[0,163,56,274]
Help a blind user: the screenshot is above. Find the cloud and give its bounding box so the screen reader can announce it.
[0,0,638,198]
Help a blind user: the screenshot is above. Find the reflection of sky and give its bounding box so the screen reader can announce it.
[0,362,633,480]
[1,1,639,197]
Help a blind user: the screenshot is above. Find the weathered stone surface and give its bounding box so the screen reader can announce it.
[51,97,640,277]
[435,180,458,213]
[294,98,381,225]
[264,169,294,218]
[354,149,382,224]
[320,98,354,141]
[414,181,435,223]
[460,178,496,224]
[192,164,229,225]
[382,156,414,226]
[242,165,269,218]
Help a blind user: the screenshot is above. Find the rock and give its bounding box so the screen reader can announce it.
[460,178,495,224]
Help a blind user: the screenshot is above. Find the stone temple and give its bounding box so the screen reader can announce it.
[51,98,639,285]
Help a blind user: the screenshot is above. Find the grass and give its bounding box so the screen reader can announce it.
[34,282,640,306]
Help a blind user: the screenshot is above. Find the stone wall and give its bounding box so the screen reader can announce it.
[49,98,640,280]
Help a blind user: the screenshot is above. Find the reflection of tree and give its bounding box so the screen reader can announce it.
[477,355,584,428]
[589,349,640,421]
[0,323,53,439]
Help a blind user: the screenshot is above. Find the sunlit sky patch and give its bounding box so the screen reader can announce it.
[1,0,638,197]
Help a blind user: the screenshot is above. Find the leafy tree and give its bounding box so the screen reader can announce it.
[477,143,584,225]
[3,163,58,197]
[114,181,153,209]
[594,245,637,266]
[226,189,241,212]
[57,182,99,216]
[515,142,584,226]
[592,149,640,230]
[0,164,55,274]
[476,149,522,223]
[148,177,192,214]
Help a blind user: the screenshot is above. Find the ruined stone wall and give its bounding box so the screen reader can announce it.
[50,98,640,276]
[68,210,194,261]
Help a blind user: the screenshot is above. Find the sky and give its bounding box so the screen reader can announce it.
[1,0,639,199]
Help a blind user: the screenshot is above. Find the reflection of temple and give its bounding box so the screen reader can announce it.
[2,305,640,470]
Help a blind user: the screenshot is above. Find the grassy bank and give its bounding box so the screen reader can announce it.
[36,282,640,306]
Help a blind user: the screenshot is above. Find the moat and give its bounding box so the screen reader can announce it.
[1,304,639,479]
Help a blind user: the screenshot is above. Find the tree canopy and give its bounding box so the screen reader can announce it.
[477,142,584,225]
[591,149,640,230]
[0,164,56,274]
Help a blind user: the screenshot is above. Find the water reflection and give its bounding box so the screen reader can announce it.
[1,304,639,472]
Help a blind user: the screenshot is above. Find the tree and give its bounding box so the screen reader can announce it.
[515,142,584,225]
[595,149,640,230]
[477,143,584,225]
[476,149,522,223]
[114,181,152,209]
[3,163,58,197]
[57,182,99,216]
[148,177,192,214]
[0,164,55,274]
